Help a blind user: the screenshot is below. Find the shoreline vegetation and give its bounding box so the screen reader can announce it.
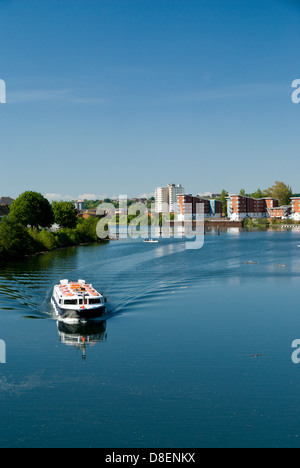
[0,191,101,262]
[1,188,300,262]
[0,217,102,262]
[243,218,300,229]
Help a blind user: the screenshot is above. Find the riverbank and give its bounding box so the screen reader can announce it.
[0,217,102,262]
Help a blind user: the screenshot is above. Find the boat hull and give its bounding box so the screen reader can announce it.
[51,297,106,320]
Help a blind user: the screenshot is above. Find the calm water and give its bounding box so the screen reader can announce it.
[1,229,300,448]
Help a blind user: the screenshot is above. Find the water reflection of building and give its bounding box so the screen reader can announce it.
[57,320,107,360]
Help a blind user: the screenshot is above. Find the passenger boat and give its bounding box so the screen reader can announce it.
[51,279,107,320]
[143,238,159,243]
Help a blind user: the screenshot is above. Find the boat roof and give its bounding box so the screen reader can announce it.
[55,280,101,298]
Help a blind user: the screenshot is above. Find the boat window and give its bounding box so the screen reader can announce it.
[64,299,78,305]
[78,299,83,305]
[88,298,101,305]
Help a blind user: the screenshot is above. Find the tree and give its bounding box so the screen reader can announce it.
[221,189,229,216]
[0,218,34,259]
[52,201,77,229]
[9,191,54,228]
[264,181,292,206]
[76,217,99,242]
[251,188,263,199]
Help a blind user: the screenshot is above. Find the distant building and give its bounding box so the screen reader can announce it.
[155,184,184,213]
[178,195,223,221]
[291,197,300,221]
[155,187,168,213]
[0,197,14,207]
[74,200,85,211]
[197,192,221,199]
[227,195,279,221]
[168,184,185,213]
[268,206,292,220]
[77,209,98,219]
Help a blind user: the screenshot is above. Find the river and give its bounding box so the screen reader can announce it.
[1,229,300,448]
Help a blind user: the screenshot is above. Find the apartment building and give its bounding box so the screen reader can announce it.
[177,195,223,221]
[227,195,279,220]
[155,187,169,213]
[268,206,292,219]
[155,184,184,213]
[74,200,85,211]
[168,184,185,212]
[290,197,300,221]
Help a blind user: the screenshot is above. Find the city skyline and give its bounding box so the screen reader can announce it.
[0,0,300,199]
[1,179,300,203]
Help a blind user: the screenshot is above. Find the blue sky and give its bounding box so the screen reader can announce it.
[0,0,300,200]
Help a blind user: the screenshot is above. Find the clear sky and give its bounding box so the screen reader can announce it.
[0,0,300,200]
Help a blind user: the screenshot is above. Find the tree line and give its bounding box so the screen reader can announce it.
[218,181,294,216]
[0,191,101,261]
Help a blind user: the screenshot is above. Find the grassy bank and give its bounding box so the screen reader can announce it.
[0,217,101,262]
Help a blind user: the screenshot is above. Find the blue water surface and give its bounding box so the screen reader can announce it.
[0,229,300,448]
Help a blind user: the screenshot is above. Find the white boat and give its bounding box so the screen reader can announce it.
[143,238,159,243]
[51,279,107,320]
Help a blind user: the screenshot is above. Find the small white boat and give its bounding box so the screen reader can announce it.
[143,238,159,243]
[51,279,107,320]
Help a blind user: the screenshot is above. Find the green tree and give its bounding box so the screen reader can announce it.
[264,181,292,206]
[52,201,77,229]
[221,189,229,216]
[251,188,263,199]
[0,219,35,259]
[76,217,99,242]
[9,191,54,228]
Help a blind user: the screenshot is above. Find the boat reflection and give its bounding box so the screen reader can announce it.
[56,319,107,360]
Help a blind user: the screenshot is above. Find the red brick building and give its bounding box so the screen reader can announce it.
[291,198,300,221]
[178,195,223,221]
[268,206,292,219]
[227,195,279,220]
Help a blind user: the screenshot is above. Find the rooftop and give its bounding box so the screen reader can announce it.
[227,195,278,201]
[0,197,14,206]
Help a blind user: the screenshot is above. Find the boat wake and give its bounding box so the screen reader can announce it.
[1,232,299,320]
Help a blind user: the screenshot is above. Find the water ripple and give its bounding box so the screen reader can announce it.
[0,232,300,318]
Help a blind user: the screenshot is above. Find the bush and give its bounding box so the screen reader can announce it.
[0,219,36,260]
[38,230,58,251]
[256,217,270,227]
[76,218,99,243]
[0,215,101,262]
[243,217,270,228]
[243,218,254,228]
